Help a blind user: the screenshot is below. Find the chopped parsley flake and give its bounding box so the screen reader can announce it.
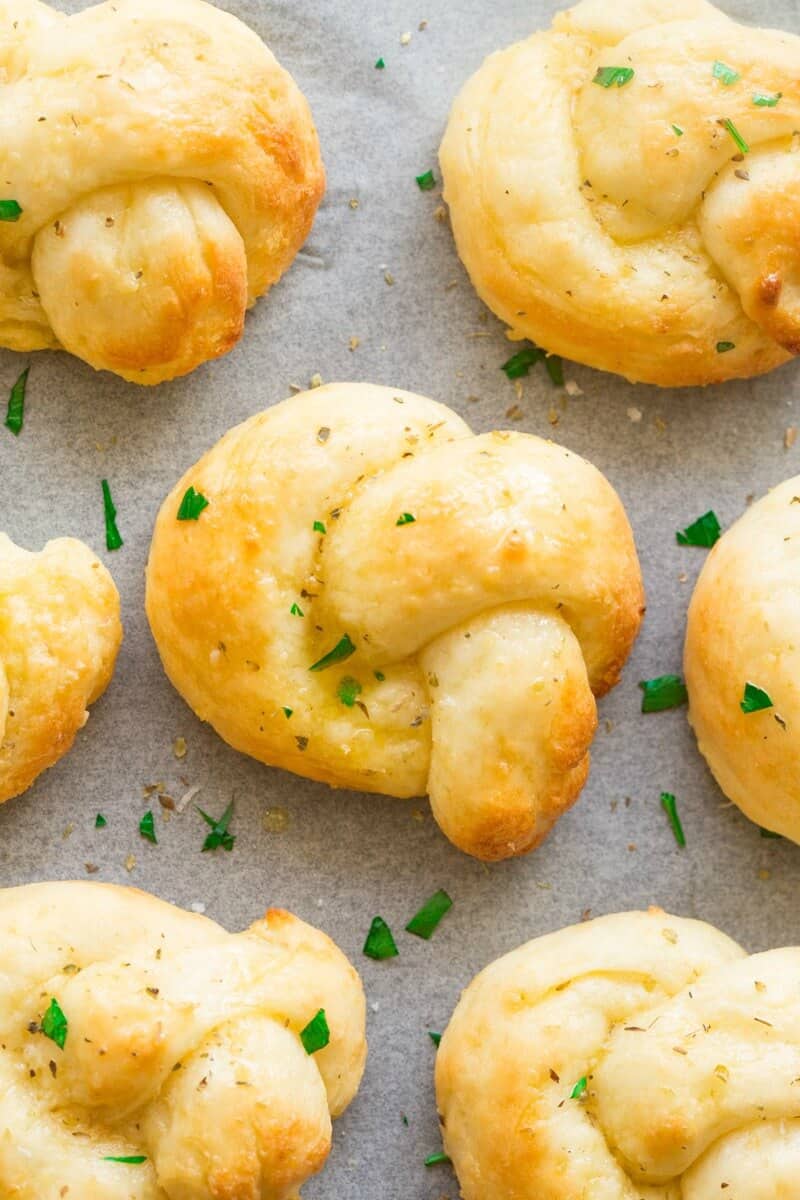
[176,486,209,521]
[282,706,293,719]
[363,915,399,960]
[639,675,688,713]
[741,682,773,714]
[570,1077,588,1099]
[593,66,634,88]
[396,512,416,525]
[760,827,782,839]
[139,811,157,844]
[0,200,22,221]
[337,675,362,706]
[660,792,686,847]
[95,813,107,828]
[290,602,304,617]
[424,1152,452,1167]
[197,800,235,852]
[103,1156,147,1164]
[406,889,452,939]
[672,124,685,136]
[4,366,29,435]
[753,91,781,107]
[416,170,436,191]
[545,355,565,387]
[716,341,736,354]
[300,1008,330,1055]
[501,345,544,379]
[374,670,386,682]
[676,510,721,548]
[428,1031,442,1047]
[713,60,740,86]
[723,118,749,155]
[309,634,356,672]
[313,519,327,534]
[41,997,68,1049]
[101,479,123,551]
[375,57,385,69]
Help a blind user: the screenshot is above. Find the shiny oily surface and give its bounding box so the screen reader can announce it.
[441,0,800,386]
[437,908,800,1199]
[0,0,799,1197]
[146,383,644,861]
[0,882,365,1199]
[0,0,324,383]
[685,474,800,841]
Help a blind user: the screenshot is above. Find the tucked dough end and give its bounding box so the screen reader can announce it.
[32,180,249,385]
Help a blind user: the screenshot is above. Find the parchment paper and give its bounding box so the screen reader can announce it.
[1,0,798,1195]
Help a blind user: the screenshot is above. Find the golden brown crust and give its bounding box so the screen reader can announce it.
[0,0,324,384]
[0,533,121,804]
[146,383,644,861]
[440,0,800,387]
[684,475,800,840]
[0,880,366,1198]
[436,909,800,1199]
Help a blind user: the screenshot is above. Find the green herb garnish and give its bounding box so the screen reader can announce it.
[741,682,773,714]
[660,792,686,847]
[176,486,209,521]
[723,118,749,155]
[282,706,293,719]
[309,634,356,672]
[716,341,736,354]
[313,519,327,534]
[374,670,386,682]
[713,60,740,86]
[753,91,781,107]
[639,675,688,713]
[406,889,452,939]
[416,170,436,191]
[396,512,416,525]
[424,1152,452,1167]
[290,602,304,617]
[4,366,28,435]
[95,813,107,828]
[672,124,684,136]
[101,479,123,551]
[545,355,565,387]
[501,345,544,379]
[760,826,782,839]
[570,1076,588,1099]
[676,510,721,548]
[428,1031,442,1047]
[103,1155,147,1164]
[593,66,634,88]
[363,916,399,960]
[337,676,362,706]
[0,200,22,222]
[197,801,235,852]
[300,1008,330,1055]
[375,57,385,69]
[139,811,157,844]
[41,997,68,1049]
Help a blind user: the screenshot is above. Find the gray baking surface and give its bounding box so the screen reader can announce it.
[0,0,798,1194]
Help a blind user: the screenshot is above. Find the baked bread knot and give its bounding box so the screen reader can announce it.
[440,0,800,387]
[437,907,800,1200]
[0,881,366,1198]
[0,0,324,384]
[146,383,644,861]
[0,533,121,804]
[685,476,800,841]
